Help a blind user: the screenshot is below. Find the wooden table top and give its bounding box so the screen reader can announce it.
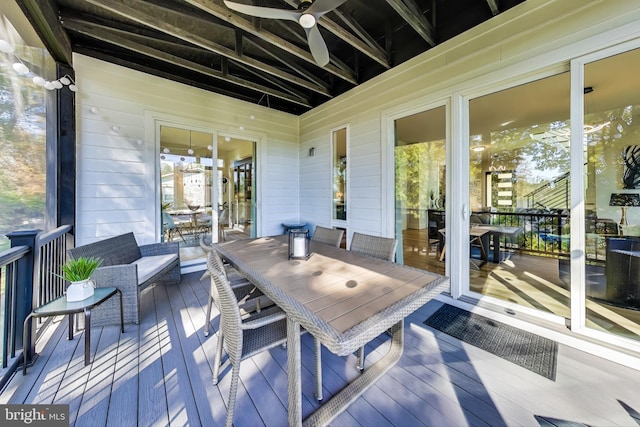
[217,235,448,355]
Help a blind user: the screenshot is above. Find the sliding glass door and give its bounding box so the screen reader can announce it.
[466,73,571,319]
[159,126,256,270]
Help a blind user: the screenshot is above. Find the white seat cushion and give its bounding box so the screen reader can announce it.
[132,254,179,285]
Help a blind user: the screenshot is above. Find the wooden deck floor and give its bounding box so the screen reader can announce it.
[2,271,640,427]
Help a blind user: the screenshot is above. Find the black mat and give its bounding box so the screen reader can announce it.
[424,305,558,380]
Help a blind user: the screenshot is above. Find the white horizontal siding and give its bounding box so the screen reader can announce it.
[74,54,298,246]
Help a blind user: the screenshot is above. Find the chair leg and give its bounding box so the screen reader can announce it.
[213,333,224,385]
[224,364,240,427]
[204,297,213,336]
[356,346,365,371]
[314,337,323,401]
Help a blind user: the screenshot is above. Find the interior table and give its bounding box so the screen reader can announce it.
[217,235,448,426]
[23,287,124,374]
[473,224,523,263]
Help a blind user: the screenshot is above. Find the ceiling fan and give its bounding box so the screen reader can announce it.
[223,0,347,67]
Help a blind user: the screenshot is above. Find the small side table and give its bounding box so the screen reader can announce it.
[23,287,124,374]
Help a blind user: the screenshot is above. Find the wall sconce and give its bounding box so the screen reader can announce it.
[609,193,640,226]
[288,228,310,260]
[309,147,315,157]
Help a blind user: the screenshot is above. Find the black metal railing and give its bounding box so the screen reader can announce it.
[524,171,570,210]
[483,209,570,257]
[0,225,72,390]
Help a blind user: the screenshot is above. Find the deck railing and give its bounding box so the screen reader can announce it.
[0,225,72,390]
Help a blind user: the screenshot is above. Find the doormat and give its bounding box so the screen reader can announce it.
[424,305,558,380]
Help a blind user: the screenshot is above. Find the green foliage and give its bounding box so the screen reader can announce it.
[58,257,103,282]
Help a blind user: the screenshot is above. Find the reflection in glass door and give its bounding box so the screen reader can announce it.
[160,129,256,266]
[220,137,256,240]
[394,106,447,280]
[160,127,214,267]
[582,47,640,342]
[467,73,571,319]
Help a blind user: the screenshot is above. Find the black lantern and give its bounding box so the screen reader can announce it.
[288,228,310,260]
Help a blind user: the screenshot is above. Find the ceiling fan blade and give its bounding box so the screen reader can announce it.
[305,25,329,66]
[306,0,347,16]
[223,0,300,21]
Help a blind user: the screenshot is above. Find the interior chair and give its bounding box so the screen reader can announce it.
[311,225,344,247]
[194,211,212,240]
[162,211,186,242]
[427,218,440,256]
[218,208,230,241]
[348,232,398,370]
[209,265,322,427]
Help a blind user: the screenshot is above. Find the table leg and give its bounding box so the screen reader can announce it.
[492,233,500,263]
[84,308,91,366]
[287,316,302,427]
[68,313,74,340]
[302,321,405,427]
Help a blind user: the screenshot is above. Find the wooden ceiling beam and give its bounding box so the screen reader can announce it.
[63,19,312,108]
[385,0,435,46]
[182,0,357,84]
[331,8,389,67]
[82,0,331,97]
[282,0,389,68]
[245,37,331,91]
[16,0,73,65]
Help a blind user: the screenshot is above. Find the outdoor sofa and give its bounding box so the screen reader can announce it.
[68,232,180,326]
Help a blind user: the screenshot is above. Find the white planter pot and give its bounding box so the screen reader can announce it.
[66,279,95,302]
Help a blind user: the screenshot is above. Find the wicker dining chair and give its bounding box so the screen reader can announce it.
[349,232,398,370]
[203,247,265,337]
[209,266,322,427]
[349,232,398,262]
[199,235,254,286]
[311,225,344,247]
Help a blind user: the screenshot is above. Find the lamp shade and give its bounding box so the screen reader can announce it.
[609,193,640,207]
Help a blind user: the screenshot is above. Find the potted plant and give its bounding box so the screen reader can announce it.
[58,257,103,301]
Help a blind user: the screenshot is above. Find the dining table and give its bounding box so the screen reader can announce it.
[217,234,449,426]
[473,224,523,263]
